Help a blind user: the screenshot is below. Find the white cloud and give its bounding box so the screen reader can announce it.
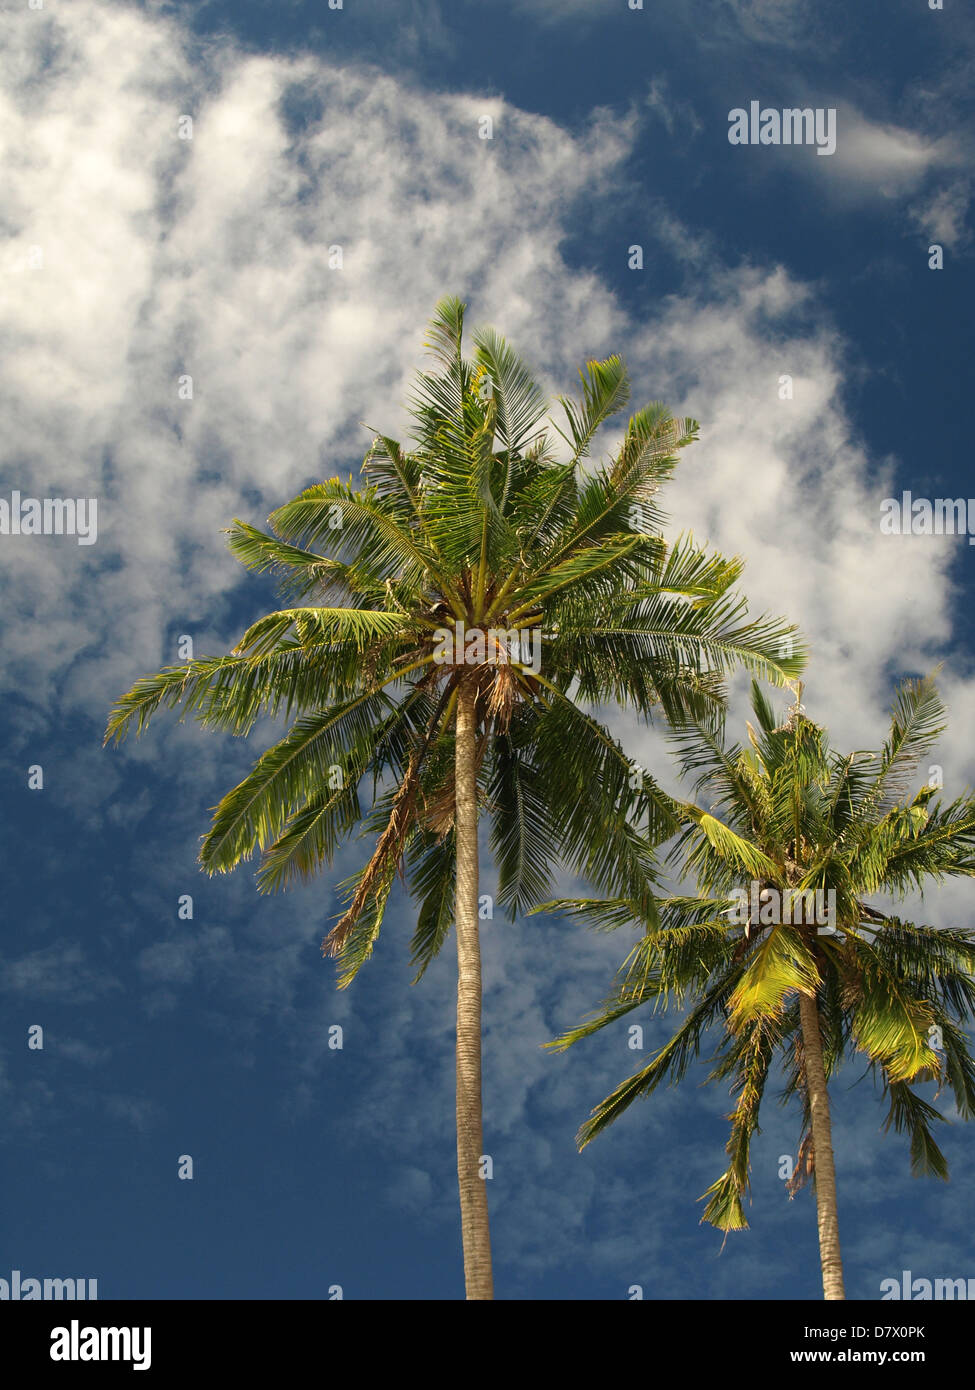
[645,77,703,140]
[0,942,123,1003]
[57,1037,112,1067]
[909,178,973,250]
[824,105,963,195]
[749,100,973,240]
[508,0,813,44]
[620,262,957,753]
[0,5,961,769]
[718,0,813,46]
[0,1,633,725]
[103,1093,161,1132]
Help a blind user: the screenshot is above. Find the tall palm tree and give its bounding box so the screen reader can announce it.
[105,296,801,1299]
[543,677,975,1300]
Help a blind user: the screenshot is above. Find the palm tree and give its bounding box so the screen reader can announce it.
[543,676,975,1300]
[104,296,801,1299]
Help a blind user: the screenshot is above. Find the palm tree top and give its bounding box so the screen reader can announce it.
[105,295,803,986]
[542,673,975,1231]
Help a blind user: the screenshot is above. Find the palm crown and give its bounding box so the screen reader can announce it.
[545,675,975,1299]
[105,295,802,1298]
[106,296,800,972]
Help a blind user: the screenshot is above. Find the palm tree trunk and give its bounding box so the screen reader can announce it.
[798,988,845,1300]
[453,679,494,1300]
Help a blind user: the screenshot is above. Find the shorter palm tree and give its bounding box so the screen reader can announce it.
[541,676,975,1300]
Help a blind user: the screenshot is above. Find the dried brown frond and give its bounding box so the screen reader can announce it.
[322,754,422,957]
[786,1129,815,1198]
[322,674,457,956]
[484,663,517,732]
[421,778,456,836]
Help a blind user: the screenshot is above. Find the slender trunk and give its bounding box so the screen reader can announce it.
[798,988,845,1300]
[454,679,494,1300]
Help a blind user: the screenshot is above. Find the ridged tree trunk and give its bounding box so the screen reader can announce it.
[454,679,494,1300]
[798,988,845,1300]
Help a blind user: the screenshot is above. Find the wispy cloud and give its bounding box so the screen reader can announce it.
[823,106,965,196]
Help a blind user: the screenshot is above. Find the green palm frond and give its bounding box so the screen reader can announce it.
[869,674,946,812]
[699,1019,779,1231]
[553,356,631,462]
[471,325,548,455]
[550,669,975,1236]
[407,828,456,981]
[882,1081,949,1180]
[199,690,401,874]
[727,928,819,1027]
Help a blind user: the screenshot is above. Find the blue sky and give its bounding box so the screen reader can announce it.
[2,0,974,1300]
